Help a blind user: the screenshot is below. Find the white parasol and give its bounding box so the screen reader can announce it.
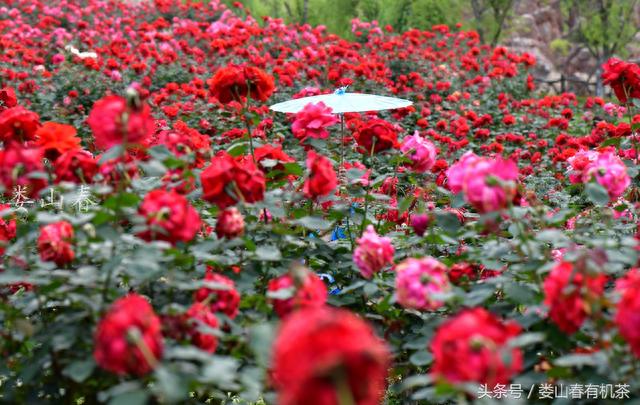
[269,87,412,114]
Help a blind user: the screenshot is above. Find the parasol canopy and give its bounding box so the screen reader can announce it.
[269,87,412,114]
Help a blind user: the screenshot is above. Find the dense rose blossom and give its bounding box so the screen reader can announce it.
[35,122,81,159]
[353,225,394,278]
[602,58,640,103]
[0,106,40,142]
[0,142,46,198]
[208,65,275,103]
[87,95,155,150]
[303,151,337,199]
[137,189,201,245]
[0,204,16,255]
[543,261,607,334]
[354,119,398,154]
[431,308,523,386]
[94,294,163,376]
[200,151,266,209]
[54,150,99,184]
[448,262,500,284]
[292,102,338,142]
[410,213,431,236]
[37,221,75,266]
[400,132,437,172]
[567,150,598,184]
[267,269,328,317]
[254,144,295,177]
[185,302,219,353]
[615,269,640,357]
[194,272,241,319]
[395,257,450,310]
[585,151,630,199]
[152,122,211,167]
[215,207,245,239]
[446,151,518,212]
[0,87,18,111]
[271,307,390,405]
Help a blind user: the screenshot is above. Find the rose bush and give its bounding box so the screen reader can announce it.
[1,0,640,404]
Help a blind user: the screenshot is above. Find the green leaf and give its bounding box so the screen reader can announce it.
[292,216,333,230]
[585,182,609,206]
[600,137,621,148]
[98,145,124,164]
[409,350,433,366]
[508,332,545,348]
[554,353,598,368]
[435,211,460,234]
[503,282,537,305]
[62,359,95,383]
[108,390,149,405]
[155,366,187,403]
[255,246,282,261]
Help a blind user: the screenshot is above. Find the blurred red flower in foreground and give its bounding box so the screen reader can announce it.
[87,95,155,150]
[137,189,201,245]
[543,261,607,334]
[615,269,640,357]
[208,65,275,104]
[602,58,640,104]
[35,122,81,160]
[194,271,241,319]
[37,221,75,266]
[271,307,390,405]
[0,142,46,198]
[268,267,327,318]
[354,118,398,154]
[185,302,219,353]
[0,106,40,142]
[430,307,523,386]
[303,150,337,200]
[94,294,163,376]
[200,151,266,209]
[292,101,338,143]
[54,149,99,184]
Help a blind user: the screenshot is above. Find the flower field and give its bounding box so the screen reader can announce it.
[1,0,640,404]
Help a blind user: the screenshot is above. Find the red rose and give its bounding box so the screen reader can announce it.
[354,119,398,154]
[602,58,640,104]
[94,294,163,376]
[194,271,241,319]
[0,142,47,198]
[254,144,295,178]
[54,150,99,184]
[271,307,390,405]
[97,152,140,184]
[207,65,275,104]
[137,189,201,245]
[200,151,266,209]
[303,151,337,200]
[615,269,640,357]
[150,121,211,168]
[267,268,328,318]
[87,95,155,150]
[543,261,607,334]
[0,204,16,255]
[0,106,40,142]
[185,302,219,353]
[291,101,338,143]
[35,122,82,160]
[0,87,18,111]
[431,307,523,386]
[215,207,245,239]
[37,221,75,266]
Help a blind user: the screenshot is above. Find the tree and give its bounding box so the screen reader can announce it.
[561,0,639,96]
[468,0,515,46]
